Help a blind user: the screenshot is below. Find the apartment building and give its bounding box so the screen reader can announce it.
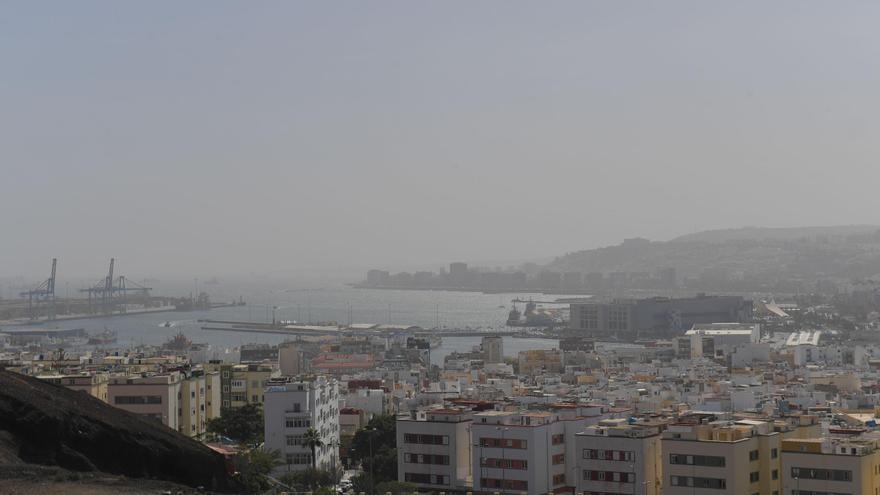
[397,408,472,492]
[471,407,593,495]
[781,437,880,495]
[108,373,182,430]
[177,370,220,439]
[662,413,781,495]
[518,349,563,375]
[204,361,274,409]
[38,372,109,402]
[575,419,663,495]
[264,376,340,475]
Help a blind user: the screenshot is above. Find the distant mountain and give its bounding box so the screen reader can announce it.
[671,225,880,244]
[546,225,880,285]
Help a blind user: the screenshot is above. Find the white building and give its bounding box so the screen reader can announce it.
[397,408,473,491]
[264,376,340,475]
[471,407,594,495]
[685,323,760,358]
[575,419,663,495]
[344,388,387,417]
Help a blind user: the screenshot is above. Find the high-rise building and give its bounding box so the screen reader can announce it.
[366,269,390,286]
[264,376,340,475]
[482,335,504,364]
[279,341,304,376]
[449,262,469,287]
[563,271,583,292]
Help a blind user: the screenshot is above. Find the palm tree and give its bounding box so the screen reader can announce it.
[303,427,324,470]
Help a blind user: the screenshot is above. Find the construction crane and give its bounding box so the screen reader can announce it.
[19,258,57,320]
[80,258,152,314]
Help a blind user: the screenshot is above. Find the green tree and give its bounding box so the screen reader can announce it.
[235,447,281,495]
[350,415,398,493]
[303,427,324,469]
[207,403,264,445]
[375,480,418,495]
[350,414,396,460]
[279,468,335,491]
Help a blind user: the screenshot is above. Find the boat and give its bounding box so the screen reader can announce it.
[88,328,117,345]
[506,306,522,326]
[162,321,172,328]
[164,331,192,351]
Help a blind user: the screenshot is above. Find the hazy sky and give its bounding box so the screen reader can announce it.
[2,1,880,280]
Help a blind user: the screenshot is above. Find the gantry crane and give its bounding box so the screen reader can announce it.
[80,258,151,314]
[19,258,57,320]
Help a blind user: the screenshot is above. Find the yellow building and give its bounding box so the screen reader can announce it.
[663,413,782,495]
[517,349,563,375]
[38,372,109,402]
[782,437,880,495]
[204,361,275,409]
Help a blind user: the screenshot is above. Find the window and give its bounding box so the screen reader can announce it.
[772,470,779,480]
[405,434,449,445]
[286,453,312,465]
[406,473,449,486]
[405,454,450,465]
[579,306,599,330]
[481,458,527,470]
[582,471,634,484]
[749,450,759,461]
[791,468,853,482]
[670,476,726,490]
[480,437,525,449]
[480,479,527,491]
[553,474,566,485]
[608,306,629,330]
[286,435,303,446]
[750,472,760,483]
[584,449,633,461]
[552,434,565,445]
[552,454,565,465]
[115,395,162,405]
[669,454,725,467]
[771,448,779,459]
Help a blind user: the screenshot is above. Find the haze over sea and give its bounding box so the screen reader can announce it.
[8,277,562,366]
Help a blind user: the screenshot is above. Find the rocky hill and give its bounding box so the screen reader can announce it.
[0,370,237,493]
[547,225,880,284]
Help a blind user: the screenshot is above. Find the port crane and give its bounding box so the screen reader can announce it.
[19,258,57,320]
[80,258,152,314]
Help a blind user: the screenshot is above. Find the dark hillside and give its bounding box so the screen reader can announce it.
[0,370,237,492]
